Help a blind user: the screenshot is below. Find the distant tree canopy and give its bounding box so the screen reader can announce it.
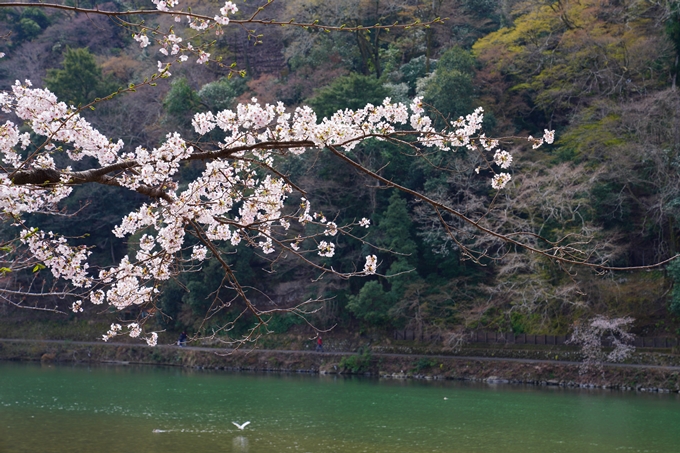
[308,73,389,119]
[473,0,674,128]
[44,48,118,106]
[163,77,203,127]
[0,7,51,44]
[198,76,248,112]
[348,192,421,328]
[421,47,477,127]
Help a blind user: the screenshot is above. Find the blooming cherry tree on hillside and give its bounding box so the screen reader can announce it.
[0,0,567,345]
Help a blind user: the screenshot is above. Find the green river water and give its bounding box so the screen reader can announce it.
[1,362,679,453]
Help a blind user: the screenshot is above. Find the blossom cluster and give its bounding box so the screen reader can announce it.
[528,129,556,149]
[158,33,183,56]
[133,33,150,48]
[363,255,378,274]
[5,81,124,166]
[102,322,157,346]
[215,1,238,25]
[20,229,91,288]
[133,0,239,65]
[568,315,635,373]
[151,0,179,12]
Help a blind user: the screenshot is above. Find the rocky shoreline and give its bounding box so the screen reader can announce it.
[1,339,679,393]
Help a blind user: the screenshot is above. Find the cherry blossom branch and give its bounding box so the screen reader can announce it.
[325,144,678,271]
[2,76,656,348]
[0,2,444,32]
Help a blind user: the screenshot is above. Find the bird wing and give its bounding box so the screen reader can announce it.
[232,421,250,430]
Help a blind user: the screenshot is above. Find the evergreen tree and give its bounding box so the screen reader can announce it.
[45,48,117,106]
[163,77,203,127]
[374,192,418,267]
[667,259,680,316]
[421,47,476,127]
[308,73,388,119]
[198,76,247,112]
[347,192,420,328]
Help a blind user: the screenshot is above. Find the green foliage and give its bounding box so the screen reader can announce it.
[385,259,418,300]
[154,242,264,334]
[437,46,476,75]
[1,7,50,44]
[308,73,388,119]
[347,280,394,326]
[667,260,680,316]
[397,55,437,96]
[18,18,41,41]
[198,76,247,112]
[421,47,476,126]
[18,7,50,29]
[266,312,304,334]
[412,357,437,372]
[6,0,680,342]
[373,192,418,266]
[338,349,372,373]
[666,3,680,86]
[460,0,498,21]
[510,311,541,334]
[157,279,186,330]
[176,251,262,338]
[183,258,226,316]
[44,48,117,106]
[589,181,631,229]
[163,77,202,119]
[348,192,421,328]
[473,0,672,127]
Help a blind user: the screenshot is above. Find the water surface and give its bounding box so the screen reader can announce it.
[1,362,679,452]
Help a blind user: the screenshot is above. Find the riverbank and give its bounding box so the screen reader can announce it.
[2,339,680,393]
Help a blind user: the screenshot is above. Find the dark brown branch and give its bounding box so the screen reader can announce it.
[10,139,317,187]
[11,162,138,186]
[11,168,61,185]
[11,162,172,202]
[9,139,318,202]
[188,140,317,161]
[0,2,444,32]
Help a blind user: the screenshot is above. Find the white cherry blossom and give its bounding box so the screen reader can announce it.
[363,255,378,274]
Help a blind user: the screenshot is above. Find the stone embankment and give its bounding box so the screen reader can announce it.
[1,339,680,393]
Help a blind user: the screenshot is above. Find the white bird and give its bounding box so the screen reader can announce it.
[232,421,251,430]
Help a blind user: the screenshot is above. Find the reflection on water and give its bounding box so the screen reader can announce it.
[1,362,680,453]
[232,435,249,452]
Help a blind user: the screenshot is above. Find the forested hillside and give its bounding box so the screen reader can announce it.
[1,0,679,344]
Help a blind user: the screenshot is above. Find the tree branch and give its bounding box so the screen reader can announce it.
[0,2,444,32]
[325,144,679,272]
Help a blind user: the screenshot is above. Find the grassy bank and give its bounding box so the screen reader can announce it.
[2,339,680,393]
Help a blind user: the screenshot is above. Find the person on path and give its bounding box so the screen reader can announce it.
[177,331,187,347]
[316,336,323,352]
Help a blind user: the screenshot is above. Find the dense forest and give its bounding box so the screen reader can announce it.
[1,0,680,344]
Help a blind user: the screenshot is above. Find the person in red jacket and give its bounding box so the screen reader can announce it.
[316,335,323,352]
